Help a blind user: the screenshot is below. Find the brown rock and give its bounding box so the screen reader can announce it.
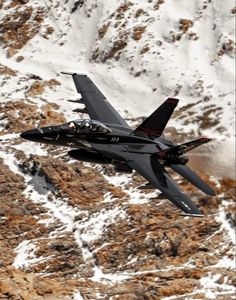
[6,47,18,58]
[0,269,73,299]
[104,39,127,61]
[33,279,53,296]
[46,26,54,34]
[140,45,150,54]
[154,0,165,10]
[218,39,235,57]
[98,23,110,39]
[0,63,17,76]
[132,26,146,40]
[1,58,236,299]
[1,5,45,55]
[26,81,45,97]
[179,19,193,33]
[135,8,146,17]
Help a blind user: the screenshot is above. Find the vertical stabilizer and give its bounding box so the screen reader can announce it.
[132,98,179,139]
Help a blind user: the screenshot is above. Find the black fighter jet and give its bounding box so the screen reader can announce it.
[20,72,216,217]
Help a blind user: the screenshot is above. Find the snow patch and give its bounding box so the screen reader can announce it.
[200,273,236,299]
[5,154,129,282]
[14,141,48,156]
[215,200,236,246]
[0,133,20,141]
[73,290,84,300]
[92,267,130,283]
[0,150,22,175]
[13,240,52,268]
[78,206,127,242]
[103,171,158,205]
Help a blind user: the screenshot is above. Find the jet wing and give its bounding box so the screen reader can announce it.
[92,143,203,216]
[126,154,203,216]
[63,72,129,128]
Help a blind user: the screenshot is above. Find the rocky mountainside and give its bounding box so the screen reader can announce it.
[0,0,235,299]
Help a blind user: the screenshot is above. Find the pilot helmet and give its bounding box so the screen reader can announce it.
[68,122,76,132]
[80,120,92,130]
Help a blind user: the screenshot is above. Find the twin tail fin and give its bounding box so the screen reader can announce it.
[131,98,179,139]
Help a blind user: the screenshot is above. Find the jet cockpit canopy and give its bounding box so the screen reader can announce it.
[60,119,112,134]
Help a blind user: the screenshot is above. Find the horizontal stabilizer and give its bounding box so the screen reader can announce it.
[157,137,212,158]
[169,164,216,196]
[132,98,179,139]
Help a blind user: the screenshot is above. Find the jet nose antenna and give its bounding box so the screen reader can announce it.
[20,128,42,141]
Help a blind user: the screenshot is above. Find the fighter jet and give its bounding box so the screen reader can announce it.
[20,72,216,217]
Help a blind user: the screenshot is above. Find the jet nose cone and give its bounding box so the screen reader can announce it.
[20,129,42,141]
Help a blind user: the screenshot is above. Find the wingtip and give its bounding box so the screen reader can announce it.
[207,189,216,196]
[166,98,179,104]
[61,71,76,75]
[181,212,204,218]
[61,72,87,76]
[200,137,212,143]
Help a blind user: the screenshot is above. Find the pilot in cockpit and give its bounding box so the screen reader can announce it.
[68,122,76,132]
[67,120,92,133]
[61,120,111,134]
[80,120,92,132]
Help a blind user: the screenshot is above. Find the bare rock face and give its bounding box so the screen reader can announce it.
[0,97,65,134]
[26,79,61,97]
[1,1,45,57]
[179,19,194,33]
[0,269,73,300]
[0,61,235,298]
[0,64,17,76]
[1,112,235,299]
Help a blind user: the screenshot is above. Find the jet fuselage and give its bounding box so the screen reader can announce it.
[20,122,168,150]
[20,120,186,167]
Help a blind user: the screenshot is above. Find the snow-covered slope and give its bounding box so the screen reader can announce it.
[1,0,235,136]
[1,0,235,178]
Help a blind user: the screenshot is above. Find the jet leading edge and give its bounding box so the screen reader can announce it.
[21,73,216,217]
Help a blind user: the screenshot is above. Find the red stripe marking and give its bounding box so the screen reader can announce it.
[138,127,162,136]
[200,137,211,142]
[166,98,179,104]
